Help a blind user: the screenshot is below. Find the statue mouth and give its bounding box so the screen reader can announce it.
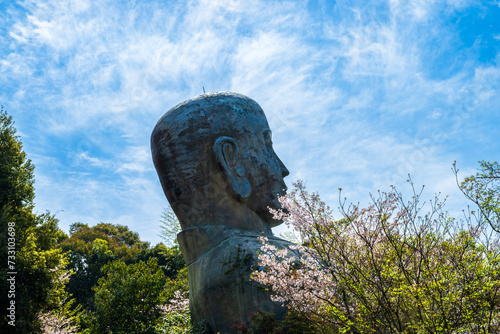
[280,184,288,196]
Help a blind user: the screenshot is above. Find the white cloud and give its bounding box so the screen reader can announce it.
[117,146,152,174]
[76,152,108,168]
[1,0,498,243]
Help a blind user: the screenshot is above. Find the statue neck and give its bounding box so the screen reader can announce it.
[177,225,274,265]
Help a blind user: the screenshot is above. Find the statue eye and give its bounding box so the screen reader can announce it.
[264,131,273,146]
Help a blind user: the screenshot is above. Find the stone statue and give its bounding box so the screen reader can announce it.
[151,92,294,333]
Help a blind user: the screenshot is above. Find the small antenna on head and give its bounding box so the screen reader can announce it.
[203,86,206,94]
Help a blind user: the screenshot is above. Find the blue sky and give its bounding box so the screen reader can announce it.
[1,0,499,245]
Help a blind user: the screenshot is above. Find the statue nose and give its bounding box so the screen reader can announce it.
[282,166,290,177]
[279,159,290,177]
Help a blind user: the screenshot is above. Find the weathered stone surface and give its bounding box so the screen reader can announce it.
[151,92,292,333]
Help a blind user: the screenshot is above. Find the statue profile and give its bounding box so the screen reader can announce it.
[151,92,294,333]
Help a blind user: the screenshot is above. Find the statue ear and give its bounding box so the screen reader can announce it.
[214,136,251,201]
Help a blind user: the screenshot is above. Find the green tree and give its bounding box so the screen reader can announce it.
[58,222,149,310]
[455,161,500,232]
[15,214,71,331]
[0,107,35,211]
[0,108,70,332]
[0,107,36,328]
[135,242,185,280]
[92,258,167,334]
[59,221,185,326]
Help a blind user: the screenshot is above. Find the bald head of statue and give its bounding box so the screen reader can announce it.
[151,92,289,235]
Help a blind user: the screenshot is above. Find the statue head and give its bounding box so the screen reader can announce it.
[151,92,289,234]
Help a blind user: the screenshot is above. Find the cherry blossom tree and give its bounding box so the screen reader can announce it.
[253,180,500,333]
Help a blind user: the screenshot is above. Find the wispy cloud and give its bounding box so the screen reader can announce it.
[1,0,498,243]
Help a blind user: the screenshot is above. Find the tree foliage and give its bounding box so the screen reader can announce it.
[58,223,186,332]
[91,258,167,334]
[455,160,500,232]
[58,222,150,310]
[0,108,70,332]
[135,243,185,280]
[0,107,34,210]
[253,180,500,333]
[59,222,184,313]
